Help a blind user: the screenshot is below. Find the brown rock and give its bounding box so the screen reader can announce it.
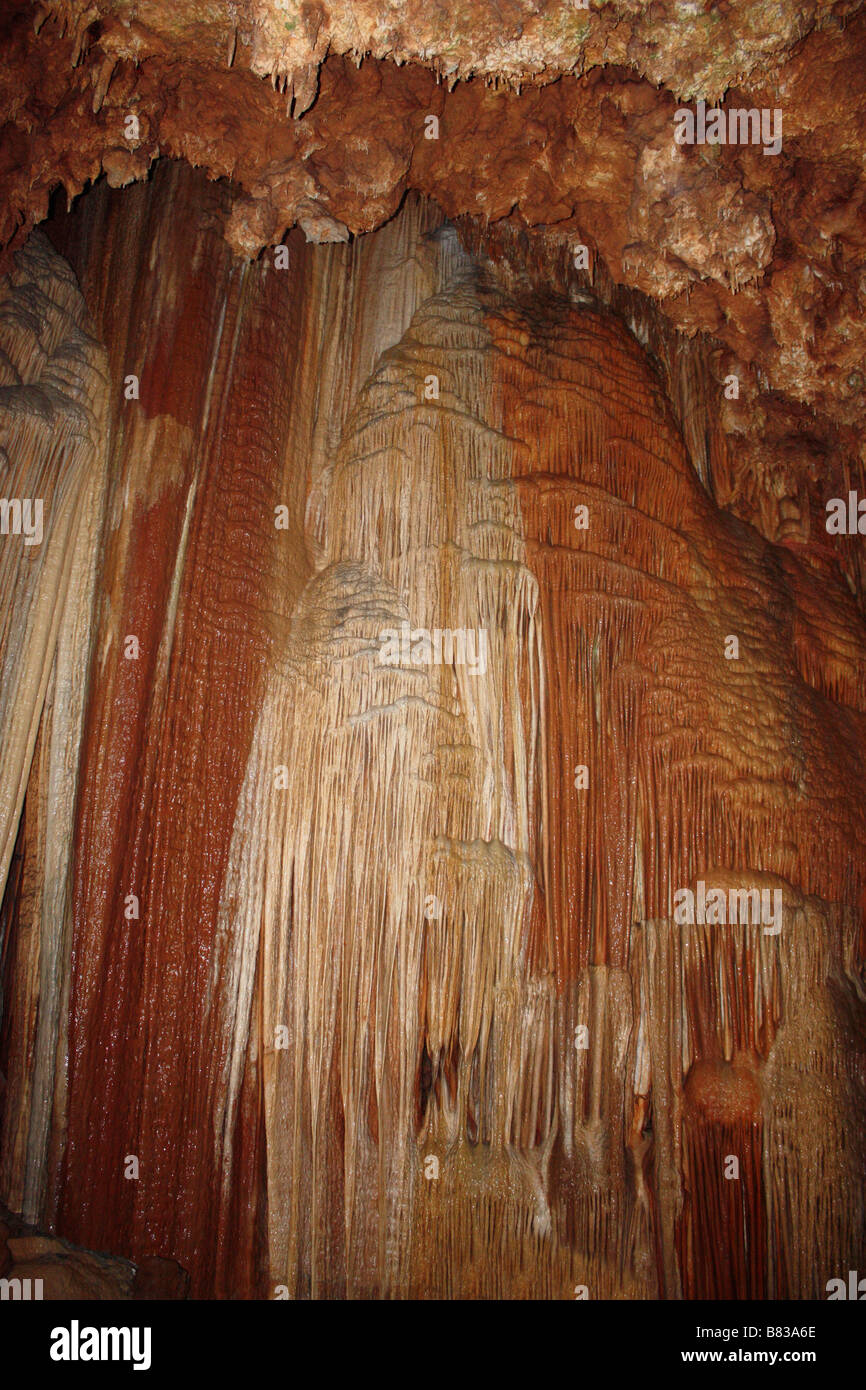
[132,1258,191,1301]
[7,1235,69,1261]
[11,1254,135,1301]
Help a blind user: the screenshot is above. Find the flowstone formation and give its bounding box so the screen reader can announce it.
[0,2,865,1303]
[0,163,863,1299]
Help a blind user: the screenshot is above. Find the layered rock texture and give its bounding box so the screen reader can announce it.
[0,2,865,1301]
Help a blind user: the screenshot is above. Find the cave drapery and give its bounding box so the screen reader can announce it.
[1,1,865,1303]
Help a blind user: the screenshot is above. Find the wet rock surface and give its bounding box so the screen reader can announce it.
[0,1203,188,1298]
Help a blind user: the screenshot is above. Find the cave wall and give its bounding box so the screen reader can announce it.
[0,160,865,1298]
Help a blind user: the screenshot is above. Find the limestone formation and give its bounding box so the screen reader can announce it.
[0,3,864,1303]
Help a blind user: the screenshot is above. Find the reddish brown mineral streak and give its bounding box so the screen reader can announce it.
[45,165,316,1295]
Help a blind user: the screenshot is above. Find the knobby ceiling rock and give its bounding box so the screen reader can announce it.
[2,0,866,485]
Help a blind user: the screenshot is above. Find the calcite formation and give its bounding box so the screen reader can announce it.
[0,159,863,1299]
[0,2,865,1302]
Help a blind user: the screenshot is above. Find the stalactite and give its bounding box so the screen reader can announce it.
[0,229,108,1224]
[0,167,863,1300]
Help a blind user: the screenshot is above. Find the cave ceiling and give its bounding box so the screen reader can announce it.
[2,2,866,471]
